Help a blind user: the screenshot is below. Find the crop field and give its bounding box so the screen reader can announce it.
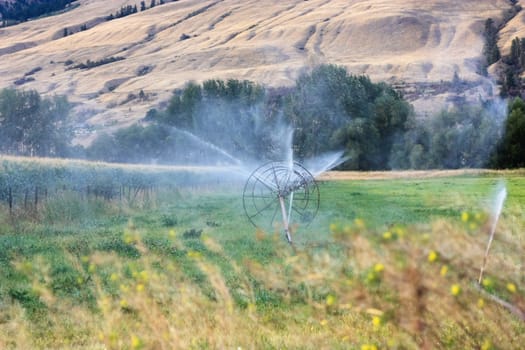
[0,158,524,349]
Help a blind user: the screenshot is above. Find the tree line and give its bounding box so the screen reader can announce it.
[0,0,75,25]
[87,65,524,170]
[0,64,524,169]
[105,0,167,21]
[0,88,73,157]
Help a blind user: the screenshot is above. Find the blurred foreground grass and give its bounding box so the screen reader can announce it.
[0,172,524,349]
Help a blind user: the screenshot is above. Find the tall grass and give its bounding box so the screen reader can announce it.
[0,171,524,349]
[1,211,524,348]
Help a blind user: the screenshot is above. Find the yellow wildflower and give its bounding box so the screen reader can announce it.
[440,265,448,277]
[131,335,143,349]
[372,315,382,328]
[477,298,485,309]
[139,270,149,282]
[326,294,336,306]
[374,263,385,273]
[187,250,202,259]
[461,211,469,222]
[427,250,438,263]
[361,345,378,350]
[451,284,461,296]
[382,231,392,240]
[507,283,517,293]
[354,218,365,229]
[482,277,493,289]
[394,226,406,237]
[481,339,493,350]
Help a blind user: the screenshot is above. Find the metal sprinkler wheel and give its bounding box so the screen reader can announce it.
[243,161,320,243]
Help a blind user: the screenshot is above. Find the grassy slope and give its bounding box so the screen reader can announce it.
[0,0,513,143]
[0,171,524,348]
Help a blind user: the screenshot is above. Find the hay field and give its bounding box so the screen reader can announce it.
[0,0,515,142]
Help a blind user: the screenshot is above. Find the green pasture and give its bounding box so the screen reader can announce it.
[1,173,524,275]
[0,171,524,349]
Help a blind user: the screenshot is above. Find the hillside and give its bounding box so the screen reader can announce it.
[0,0,516,144]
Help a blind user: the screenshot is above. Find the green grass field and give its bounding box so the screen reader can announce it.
[0,170,524,349]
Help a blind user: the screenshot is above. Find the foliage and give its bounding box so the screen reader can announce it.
[0,88,72,157]
[105,0,167,21]
[391,103,504,169]
[0,0,74,23]
[67,57,125,70]
[482,18,501,73]
[106,5,138,20]
[87,63,522,170]
[288,65,413,169]
[492,97,525,168]
[87,125,174,163]
[499,36,525,98]
[92,65,413,169]
[487,1,524,97]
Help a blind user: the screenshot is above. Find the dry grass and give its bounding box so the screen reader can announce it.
[1,210,524,349]
[0,154,243,174]
[318,168,525,181]
[0,0,514,143]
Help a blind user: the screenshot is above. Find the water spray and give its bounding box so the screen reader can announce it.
[478,182,507,284]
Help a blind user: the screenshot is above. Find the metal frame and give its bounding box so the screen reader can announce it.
[242,161,320,243]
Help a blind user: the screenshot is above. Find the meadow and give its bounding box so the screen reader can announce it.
[0,162,524,349]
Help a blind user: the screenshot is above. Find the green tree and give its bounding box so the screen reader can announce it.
[493,97,525,168]
[164,82,202,128]
[0,88,72,157]
[510,37,521,66]
[287,64,412,169]
[483,18,501,67]
[86,133,119,162]
[403,104,503,169]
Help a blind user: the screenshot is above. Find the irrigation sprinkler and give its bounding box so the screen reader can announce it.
[242,161,320,244]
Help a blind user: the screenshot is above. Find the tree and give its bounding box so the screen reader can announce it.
[0,88,72,157]
[86,133,120,162]
[493,97,525,168]
[482,18,501,70]
[164,82,202,128]
[0,0,75,23]
[287,64,412,169]
[397,104,503,169]
[510,37,521,66]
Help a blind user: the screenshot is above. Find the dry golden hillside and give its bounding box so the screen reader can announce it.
[0,0,516,143]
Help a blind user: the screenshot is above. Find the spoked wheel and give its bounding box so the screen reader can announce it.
[242,161,319,241]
